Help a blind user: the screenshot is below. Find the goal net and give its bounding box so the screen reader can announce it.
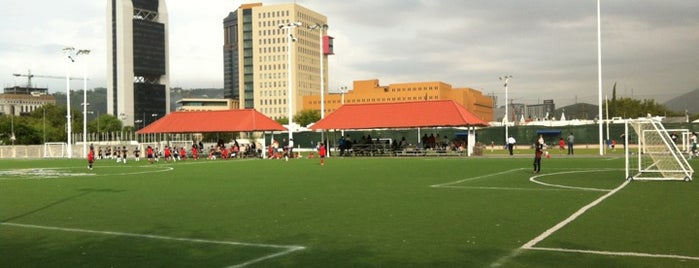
[624,118,693,181]
[43,142,67,158]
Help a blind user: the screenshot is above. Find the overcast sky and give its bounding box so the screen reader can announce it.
[1,0,697,107]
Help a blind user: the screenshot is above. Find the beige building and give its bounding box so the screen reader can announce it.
[303,79,494,122]
[224,3,330,120]
[176,98,239,111]
[0,87,56,116]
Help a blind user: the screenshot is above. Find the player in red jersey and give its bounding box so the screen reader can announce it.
[147,146,154,164]
[191,144,198,160]
[318,142,327,166]
[164,146,172,163]
[87,145,95,170]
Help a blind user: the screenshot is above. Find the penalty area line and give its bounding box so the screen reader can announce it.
[521,179,630,249]
[528,169,619,192]
[430,168,525,188]
[491,178,631,267]
[527,246,699,262]
[0,222,305,267]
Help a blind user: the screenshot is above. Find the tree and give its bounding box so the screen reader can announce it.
[606,97,680,118]
[28,104,67,143]
[293,109,320,127]
[276,117,289,125]
[610,82,617,117]
[88,114,123,133]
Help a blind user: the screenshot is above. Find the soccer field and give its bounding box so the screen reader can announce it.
[1,156,697,267]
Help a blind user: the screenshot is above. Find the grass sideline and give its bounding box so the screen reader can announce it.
[0,156,697,267]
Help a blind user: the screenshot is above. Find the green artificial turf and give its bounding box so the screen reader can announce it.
[0,156,697,267]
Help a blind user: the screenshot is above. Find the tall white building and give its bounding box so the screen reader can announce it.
[223,3,332,120]
[107,0,170,128]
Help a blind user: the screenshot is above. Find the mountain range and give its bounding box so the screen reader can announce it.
[663,88,699,114]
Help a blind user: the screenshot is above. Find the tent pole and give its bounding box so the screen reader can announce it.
[417,128,421,148]
[261,131,267,159]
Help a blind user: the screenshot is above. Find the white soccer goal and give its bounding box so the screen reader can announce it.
[168,140,194,151]
[624,118,693,182]
[43,142,68,158]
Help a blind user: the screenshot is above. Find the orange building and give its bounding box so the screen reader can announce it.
[302,79,494,122]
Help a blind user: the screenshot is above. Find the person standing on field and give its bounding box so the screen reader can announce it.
[533,136,544,174]
[567,132,575,155]
[558,137,565,153]
[507,136,516,156]
[87,145,95,170]
[147,145,154,164]
[318,142,327,166]
[288,138,295,159]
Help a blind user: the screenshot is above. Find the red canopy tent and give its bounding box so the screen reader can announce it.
[136,109,286,134]
[309,100,488,130]
[309,100,488,156]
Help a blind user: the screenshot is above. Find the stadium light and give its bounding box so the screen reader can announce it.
[280,21,302,142]
[62,47,75,158]
[308,23,329,119]
[339,86,348,137]
[499,75,512,145]
[77,49,90,158]
[309,23,329,157]
[597,0,604,156]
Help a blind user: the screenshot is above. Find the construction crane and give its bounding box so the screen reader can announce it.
[12,69,86,88]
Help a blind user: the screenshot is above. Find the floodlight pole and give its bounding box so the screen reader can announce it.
[309,23,329,156]
[308,23,328,119]
[77,49,90,158]
[500,75,512,145]
[597,0,604,156]
[339,86,348,137]
[281,21,301,142]
[63,47,75,158]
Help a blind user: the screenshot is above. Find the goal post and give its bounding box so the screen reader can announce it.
[43,142,68,158]
[624,118,693,182]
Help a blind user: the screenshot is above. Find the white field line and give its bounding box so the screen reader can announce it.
[491,177,630,267]
[435,185,575,191]
[521,179,630,249]
[0,166,174,181]
[0,222,305,267]
[430,168,524,188]
[527,246,699,261]
[528,170,619,192]
[0,158,258,181]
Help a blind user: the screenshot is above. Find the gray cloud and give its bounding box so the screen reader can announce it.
[1,0,697,108]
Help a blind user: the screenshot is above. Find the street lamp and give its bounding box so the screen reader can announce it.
[81,102,90,157]
[30,92,47,143]
[77,49,90,158]
[62,47,89,158]
[150,114,158,142]
[596,0,604,156]
[308,23,329,119]
[338,86,348,136]
[10,105,15,145]
[309,23,329,157]
[62,47,75,158]
[499,75,512,145]
[339,86,348,105]
[279,21,302,142]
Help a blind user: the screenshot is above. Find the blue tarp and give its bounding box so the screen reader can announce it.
[536,129,562,136]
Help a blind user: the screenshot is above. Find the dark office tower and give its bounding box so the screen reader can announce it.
[223,8,241,102]
[107,0,170,128]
